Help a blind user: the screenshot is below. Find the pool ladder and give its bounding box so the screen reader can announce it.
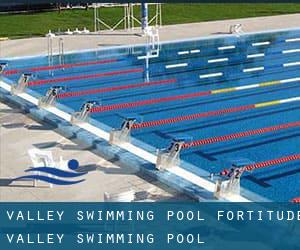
[47,36,53,75]
[47,36,65,75]
[144,27,160,82]
[58,38,65,69]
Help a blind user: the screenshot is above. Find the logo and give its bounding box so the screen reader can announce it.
[13,159,87,185]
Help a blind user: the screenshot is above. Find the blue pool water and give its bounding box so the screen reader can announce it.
[2,28,300,201]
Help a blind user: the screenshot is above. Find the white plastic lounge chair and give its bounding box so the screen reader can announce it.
[27,148,63,188]
[104,190,135,202]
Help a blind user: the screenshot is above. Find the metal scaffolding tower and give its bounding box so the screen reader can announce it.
[93,3,162,32]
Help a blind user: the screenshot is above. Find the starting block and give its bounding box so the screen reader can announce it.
[109,114,143,145]
[214,171,241,199]
[11,73,32,95]
[229,24,243,35]
[156,135,192,170]
[71,101,99,124]
[214,158,254,199]
[38,86,65,108]
[0,62,7,74]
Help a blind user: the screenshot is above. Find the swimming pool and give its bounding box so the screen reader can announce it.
[1,28,300,202]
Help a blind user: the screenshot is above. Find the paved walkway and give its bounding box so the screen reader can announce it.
[1,14,299,58]
[0,102,190,201]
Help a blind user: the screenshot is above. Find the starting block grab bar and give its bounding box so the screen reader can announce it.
[109,114,143,145]
[11,73,32,95]
[71,101,100,124]
[0,62,7,74]
[156,135,192,170]
[38,86,65,108]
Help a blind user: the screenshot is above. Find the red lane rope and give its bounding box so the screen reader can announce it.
[182,121,300,148]
[292,198,300,203]
[219,154,300,177]
[131,105,255,129]
[28,68,143,86]
[3,59,117,75]
[242,154,300,172]
[57,78,177,99]
[90,90,213,113]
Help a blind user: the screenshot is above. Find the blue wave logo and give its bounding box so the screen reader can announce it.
[13,159,86,185]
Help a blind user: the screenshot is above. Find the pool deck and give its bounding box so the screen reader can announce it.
[1,13,299,58]
[0,101,191,201]
[0,14,299,202]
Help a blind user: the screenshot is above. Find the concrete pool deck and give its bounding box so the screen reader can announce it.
[0,14,299,201]
[0,13,299,58]
[0,101,191,201]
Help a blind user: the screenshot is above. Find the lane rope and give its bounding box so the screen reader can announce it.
[131,96,300,129]
[242,154,300,172]
[291,198,300,203]
[133,105,254,129]
[57,78,177,98]
[3,59,118,75]
[219,154,300,179]
[28,68,143,86]
[90,77,300,113]
[91,90,212,112]
[182,121,300,148]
